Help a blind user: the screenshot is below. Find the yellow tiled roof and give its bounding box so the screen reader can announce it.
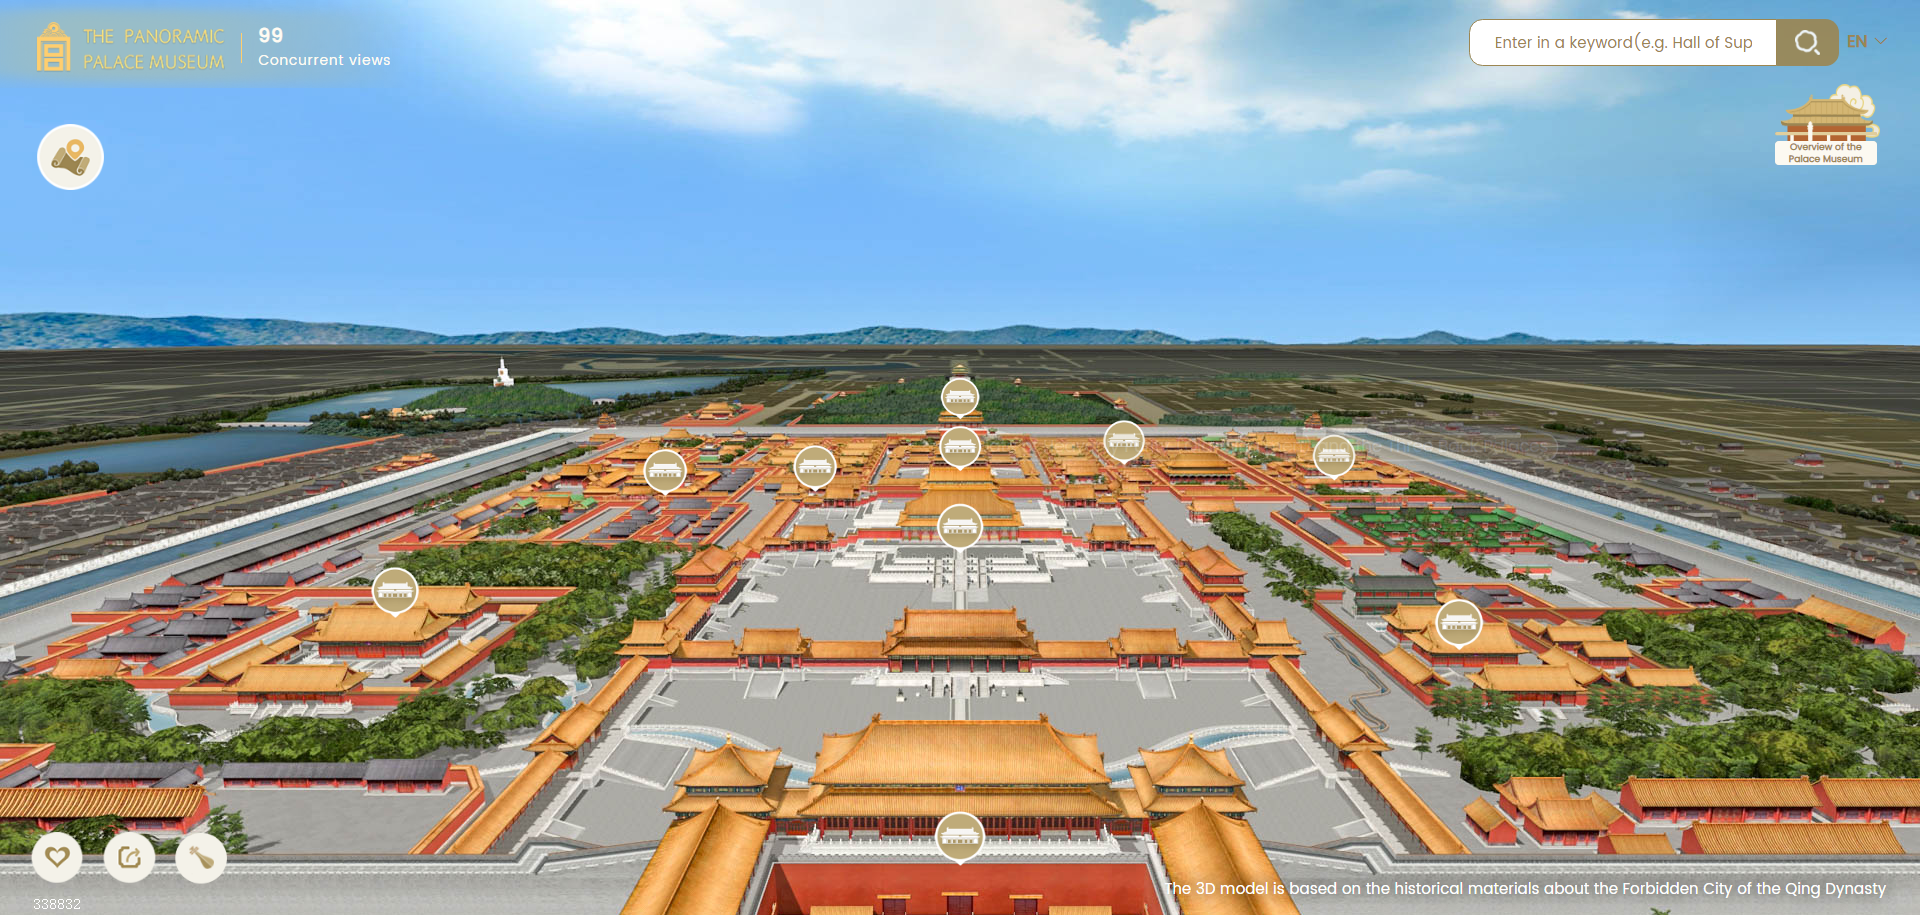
[204,636,302,683]
[1602,833,1677,854]
[1137,739,1243,789]
[0,786,206,820]
[1685,822,1902,855]
[1814,777,1920,809]
[1621,666,1700,687]
[1624,777,1819,809]
[619,805,766,915]
[811,716,1108,787]
[1795,596,1896,639]
[226,664,369,694]
[1155,805,1301,915]
[677,740,782,788]
[305,602,458,644]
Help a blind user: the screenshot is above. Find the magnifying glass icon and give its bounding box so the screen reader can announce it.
[1795,29,1820,55]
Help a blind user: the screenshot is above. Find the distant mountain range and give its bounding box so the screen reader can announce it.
[0,313,1652,349]
[1340,330,1655,345]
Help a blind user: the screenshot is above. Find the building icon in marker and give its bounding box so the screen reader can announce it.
[1438,610,1477,631]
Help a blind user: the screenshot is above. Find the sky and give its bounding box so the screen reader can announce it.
[5,0,1916,344]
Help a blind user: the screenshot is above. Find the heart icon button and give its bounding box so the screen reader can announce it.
[32,832,81,883]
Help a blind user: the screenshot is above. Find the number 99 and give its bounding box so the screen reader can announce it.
[259,27,282,43]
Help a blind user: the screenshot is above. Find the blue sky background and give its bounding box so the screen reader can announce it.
[5,0,1915,343]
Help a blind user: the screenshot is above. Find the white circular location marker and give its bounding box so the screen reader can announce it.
[938,427,982,470]
[1433,598,1485,650]
[940,377,981,418]
[105,831,156,884]
[937,504,984,551]
[370,567,420,618]
[174,833,227,885]
[935,811,986,864]
[1311,434,1357,480]
[792,444,837,492]
[39,124,105,191]
[32,831,81,883]
[1102,420,1145,465]
[643,449,689,495]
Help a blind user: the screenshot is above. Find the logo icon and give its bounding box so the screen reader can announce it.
[937,504,983,550]
[1102,420,1145,465]
[1433,598,1484,650]
[1778,85,1878,140]
[939,427,982,470]
[791,444,837,492]
[106,831,155,883]
[371,568,420,616]
[940,378,981,418]
[935,811,985,864]
[38,124,105,191]
[174,835,227,884]
[643,449,689,495]
[36,22,70,72]
[50,138,88,176]
[32,831,81,883]
[1311,434,1357,480]
[1775,85,1879,166]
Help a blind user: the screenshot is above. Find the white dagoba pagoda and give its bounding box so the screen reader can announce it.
[493,358,515,387]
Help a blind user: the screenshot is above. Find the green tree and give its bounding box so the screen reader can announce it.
[479,678,569,733]
[0,821,44,854]
[153,805,249,856]
[57,816,126,854]
[222,717,367,763]
[0,676,149,745]
[356,691,493,761]
[468,676,513,698]
[1413,726,1433,758]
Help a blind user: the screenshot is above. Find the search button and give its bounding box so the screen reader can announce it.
[1776,19,1838,65]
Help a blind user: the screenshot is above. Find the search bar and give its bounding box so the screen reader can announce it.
[1470,19,1839,66]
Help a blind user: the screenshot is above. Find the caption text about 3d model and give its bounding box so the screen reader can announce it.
[1181,879,1892,901]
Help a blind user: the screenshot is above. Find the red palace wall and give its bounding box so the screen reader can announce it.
[756,861,1166,915]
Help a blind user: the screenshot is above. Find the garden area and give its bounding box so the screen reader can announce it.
[390,539,684,680]
[1439,606,1920,791]
[1208,512,1343,604]
[1338,504,1578,554]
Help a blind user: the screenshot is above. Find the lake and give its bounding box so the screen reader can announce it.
[0,428,361,475]
[267,376,738,421]
[0,375,740,476]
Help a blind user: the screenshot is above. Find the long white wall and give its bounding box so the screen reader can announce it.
[0,428,586,600]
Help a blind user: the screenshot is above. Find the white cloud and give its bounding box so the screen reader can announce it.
[1304,169,1446,199]
[1610,9,1660,18]
[1490,0,1562,12]
[1351,121,1493,154]
[536,0,1645,137]
[1302,167,1533,205]
[1832,84,1874,117]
